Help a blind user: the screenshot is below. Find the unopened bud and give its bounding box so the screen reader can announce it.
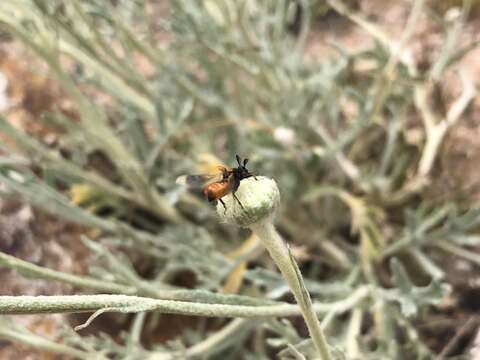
[217,176,280,228]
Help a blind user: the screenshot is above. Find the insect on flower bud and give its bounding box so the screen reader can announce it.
[217,176,280,227]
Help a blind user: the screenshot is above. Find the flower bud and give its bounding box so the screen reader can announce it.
[217,176,280,227]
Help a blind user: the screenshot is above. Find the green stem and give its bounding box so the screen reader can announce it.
[0,288,369,319]
[250,220,333,360]
[0,250,280,306]
[346,308,362,358]
[0,251,135,294]
[148,319,254,360]
[0,325,92,360]
[436,241,480,266]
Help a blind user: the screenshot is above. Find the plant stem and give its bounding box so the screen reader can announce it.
[0,249,283,307]
[436,241,480,267]
[0,325,92,360]
[0,251,136,294]
[346,308,362,358]
[250,220,333,360]
[0,288,369,319]
[148,319,255,360]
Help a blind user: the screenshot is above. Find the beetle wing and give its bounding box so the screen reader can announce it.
[176,173,224,189]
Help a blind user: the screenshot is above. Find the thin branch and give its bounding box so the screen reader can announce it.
[417,69,475,176]
[345,308,363,359]
[0,325,92,360]
[326,0,391,46]
[0,251,135,295]
[436,241,480,267]
[148,319,255,360]
[313,125,361,183]
[0,250,280,307]
[436,317,477,359]
[0,287,370,320]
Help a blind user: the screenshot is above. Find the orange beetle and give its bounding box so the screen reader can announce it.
[177,155,255,210]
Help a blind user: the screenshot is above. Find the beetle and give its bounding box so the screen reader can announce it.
[177,155,255,210]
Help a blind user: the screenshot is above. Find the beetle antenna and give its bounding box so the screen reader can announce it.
[243,158,249,167]
[236,154,242,166]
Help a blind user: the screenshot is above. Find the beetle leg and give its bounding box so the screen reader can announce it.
[219,198,227,213]
[232,192,245,209]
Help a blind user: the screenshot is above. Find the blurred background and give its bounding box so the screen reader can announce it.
[0,0,479,358]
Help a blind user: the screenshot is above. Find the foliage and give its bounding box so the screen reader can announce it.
[0,0,478,359]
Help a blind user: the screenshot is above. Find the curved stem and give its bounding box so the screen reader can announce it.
[250,220,333,360]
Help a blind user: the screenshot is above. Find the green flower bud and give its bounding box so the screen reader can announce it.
[216,176,280,227]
